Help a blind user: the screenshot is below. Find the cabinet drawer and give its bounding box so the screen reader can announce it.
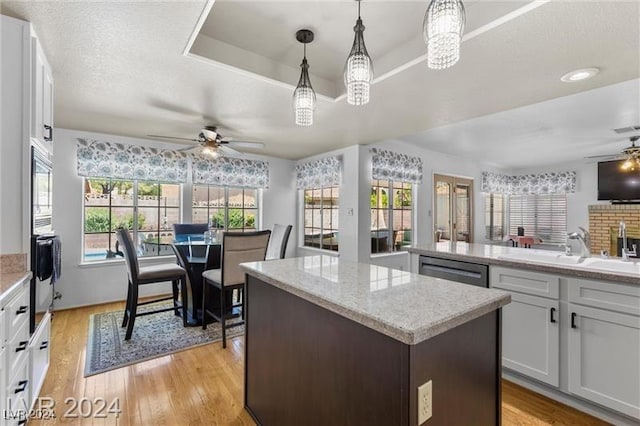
[7,323,30,383]
[491,266,560,299]
[5,355,30,425]
[5,284,29,337]
[29,312,51,401]
[568,278,640,316]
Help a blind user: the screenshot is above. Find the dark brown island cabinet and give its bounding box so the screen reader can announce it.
[241,257,510,426]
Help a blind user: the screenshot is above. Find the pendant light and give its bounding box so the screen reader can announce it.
[293,29,316,126]
[423,0,466,70]
[344,0,373,106]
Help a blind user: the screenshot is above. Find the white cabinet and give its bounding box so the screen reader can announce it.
[1,277,30,425]
[567,278,640,420]
[29,312,51,404]
[31,38,54,149]
[501,292,559,386]
[568,305,640,419]
[491,267,560,387]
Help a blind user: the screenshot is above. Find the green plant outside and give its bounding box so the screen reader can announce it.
[211,208,255,229]
[84,207,146,232]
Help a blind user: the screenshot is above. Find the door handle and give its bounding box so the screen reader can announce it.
[15,341,28,352]
[16,305,28,315]
[550,307,556,323]
[14,380,28,394]
[571,312,578,329]
[44,124,53,141]
[39,341,49,350]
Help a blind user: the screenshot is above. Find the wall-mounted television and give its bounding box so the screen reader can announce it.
[598,160,640,201]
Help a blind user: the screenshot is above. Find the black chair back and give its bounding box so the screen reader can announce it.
[116,228,139,282]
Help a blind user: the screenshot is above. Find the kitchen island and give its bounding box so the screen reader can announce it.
[240,256,510,426]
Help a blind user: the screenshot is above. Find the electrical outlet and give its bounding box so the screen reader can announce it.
[417,380,432,424]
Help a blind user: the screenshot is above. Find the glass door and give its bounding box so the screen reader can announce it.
[433,174,474,243]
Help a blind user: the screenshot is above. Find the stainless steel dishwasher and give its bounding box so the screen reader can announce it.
[418,255,489,287]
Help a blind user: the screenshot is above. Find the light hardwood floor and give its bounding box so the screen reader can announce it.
[30,302,609,425]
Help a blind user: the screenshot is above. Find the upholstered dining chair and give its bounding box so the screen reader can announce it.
[116,228,187,340]
[201,230,271,348]
[265,224,292,260]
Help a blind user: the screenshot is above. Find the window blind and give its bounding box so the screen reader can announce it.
[508,194,567,245]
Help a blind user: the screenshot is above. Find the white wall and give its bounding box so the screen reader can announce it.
[52,128,296,309]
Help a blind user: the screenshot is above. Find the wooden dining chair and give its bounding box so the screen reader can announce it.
[265,224,292,260]
[201,230,271,348]
[116,228,187,340]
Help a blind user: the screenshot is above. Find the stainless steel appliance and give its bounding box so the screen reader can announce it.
[418,255,489,287]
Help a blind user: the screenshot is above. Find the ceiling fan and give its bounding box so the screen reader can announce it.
[147,126,264,159]
[586,136,640,171]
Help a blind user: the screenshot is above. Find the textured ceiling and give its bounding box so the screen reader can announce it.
[1,0,639,166]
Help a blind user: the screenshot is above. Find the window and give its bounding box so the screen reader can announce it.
[371,180,412,253]
[83,179,181,261]
[192,185,258,232]
[485,193,505,241]
[303,186,339,251]
[508,194,567,245]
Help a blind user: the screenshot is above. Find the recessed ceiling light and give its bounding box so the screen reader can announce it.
[560,67,600,83]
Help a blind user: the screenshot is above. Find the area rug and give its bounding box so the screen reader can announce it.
[84,302,244,377]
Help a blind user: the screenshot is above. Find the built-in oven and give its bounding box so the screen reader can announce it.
[31,145,53,235]
[30,145,57,333]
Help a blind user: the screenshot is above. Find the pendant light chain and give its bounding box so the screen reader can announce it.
[293,29,316,126]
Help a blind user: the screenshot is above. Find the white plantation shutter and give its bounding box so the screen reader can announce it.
[509,194,567,245]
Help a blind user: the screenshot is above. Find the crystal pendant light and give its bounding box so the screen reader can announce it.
[423,0,466,70]
[344,0,373,106]
[293,29,316,126]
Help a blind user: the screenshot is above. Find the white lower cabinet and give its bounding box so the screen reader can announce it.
[568,304,640,419]
[501,292,559,386]
[29,312,51,404]
[493,266,640,423]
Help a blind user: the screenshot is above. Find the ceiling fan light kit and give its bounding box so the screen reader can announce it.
[293,29,316,127]
[344,0,373,106]
[424,0,466,70]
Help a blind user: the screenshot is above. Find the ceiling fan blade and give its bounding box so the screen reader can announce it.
[225,141,265,149]
[218,145,245,158]
[176,145,196,152]
[584,154,619,159]
[147,134,200,142]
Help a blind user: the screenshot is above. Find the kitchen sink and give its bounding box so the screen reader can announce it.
[579,258,640,274]
[497,252,584,265]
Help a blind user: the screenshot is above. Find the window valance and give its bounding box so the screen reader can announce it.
[295,156,342,189]
[481,171,576,195]
[191,155,270,189]
[76,138,188,183]
[370,148,423,184]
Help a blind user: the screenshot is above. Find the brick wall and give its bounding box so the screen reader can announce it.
[588,204,640,255]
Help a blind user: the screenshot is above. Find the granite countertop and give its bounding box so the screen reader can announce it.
[0,271,31,305]
[407,242,640,286]
[241,256,510,345]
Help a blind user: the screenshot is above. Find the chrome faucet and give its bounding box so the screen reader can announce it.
[568,227,591,259]
[619,220,637,261]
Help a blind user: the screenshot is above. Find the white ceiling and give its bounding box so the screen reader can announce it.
[1,0,639,166]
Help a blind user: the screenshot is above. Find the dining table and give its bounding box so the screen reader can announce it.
[145,235,225,326]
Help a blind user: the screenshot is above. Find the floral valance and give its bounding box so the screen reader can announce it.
[481,171,576,195]
[191,155,269,189]
[370,148,423,184]
[76,138,188,183]
[295,156,342,189]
